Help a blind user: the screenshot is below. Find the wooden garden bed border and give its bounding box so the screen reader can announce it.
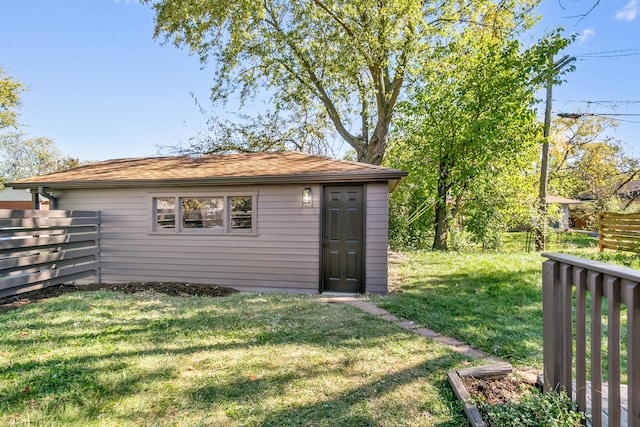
[447,362,513,427]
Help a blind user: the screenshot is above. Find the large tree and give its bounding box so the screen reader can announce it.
[387,7,567,250]
[0,68,23,130]
[0,133,63,183]
[549,115,640,208]
[163,109,334,156]
[146,0,528,165]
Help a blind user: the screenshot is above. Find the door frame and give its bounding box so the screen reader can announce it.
[319,183,367,293]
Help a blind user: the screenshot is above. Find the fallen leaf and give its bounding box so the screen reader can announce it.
[21,386,30,393]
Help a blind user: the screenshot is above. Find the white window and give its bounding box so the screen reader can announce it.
[151,193,256,234]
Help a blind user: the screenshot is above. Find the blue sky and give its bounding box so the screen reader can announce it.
[1,0,639,161]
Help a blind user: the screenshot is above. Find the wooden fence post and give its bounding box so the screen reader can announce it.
[598,212,604,252]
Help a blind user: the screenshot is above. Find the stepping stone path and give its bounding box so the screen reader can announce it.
[320,296,539,384]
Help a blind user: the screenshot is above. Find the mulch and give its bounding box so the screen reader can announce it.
[0,282,238,313]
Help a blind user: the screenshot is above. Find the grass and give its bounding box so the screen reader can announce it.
[0,291,470,426]
[374,250,545,367]
[375,232,639,372]
[4,231,638,425]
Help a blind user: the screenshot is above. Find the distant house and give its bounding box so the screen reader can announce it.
[8,152,407,294]
[0,187,49,210]
[546,195,582,231]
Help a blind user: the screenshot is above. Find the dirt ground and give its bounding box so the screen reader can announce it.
[0,282,238,313]
[461,374,533,406]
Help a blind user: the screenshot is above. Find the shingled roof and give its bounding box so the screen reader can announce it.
[9,151,408,190]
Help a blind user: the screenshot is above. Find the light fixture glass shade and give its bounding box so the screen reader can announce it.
[302,187,312,205]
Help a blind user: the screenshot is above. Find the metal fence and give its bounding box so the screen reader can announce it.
[0,209,100,299]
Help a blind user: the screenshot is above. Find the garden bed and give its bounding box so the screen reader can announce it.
[0,282,238,313]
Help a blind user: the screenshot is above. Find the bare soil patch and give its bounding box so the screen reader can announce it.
[461,374,533,407]
[0,282,238,313]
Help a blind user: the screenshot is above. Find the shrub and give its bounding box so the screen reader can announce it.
[482,389,587,427]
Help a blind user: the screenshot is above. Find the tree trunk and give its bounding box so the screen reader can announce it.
[433,201,448,251]
[433,167,449,251]
[356,116,391,166]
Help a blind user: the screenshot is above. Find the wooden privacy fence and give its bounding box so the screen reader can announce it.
[542,253,640,427]
[0,209,100,299]
[599,212,640,253]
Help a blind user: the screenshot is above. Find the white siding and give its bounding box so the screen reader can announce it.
[56,184,321,293]
[365,183,389,294]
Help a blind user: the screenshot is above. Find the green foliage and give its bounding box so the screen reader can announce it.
[0,68,23,130]
[387,2,567,250]
[482,389,586,427]
[0,133,63,182]
[146,0,545,164]
[549,114,640,211]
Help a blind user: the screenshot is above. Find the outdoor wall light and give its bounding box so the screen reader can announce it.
[302,187,312,206]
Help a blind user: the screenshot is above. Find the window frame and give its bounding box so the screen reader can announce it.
[149,191,258,235]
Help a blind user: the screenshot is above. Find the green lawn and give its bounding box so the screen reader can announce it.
[373,232,639,371]
[0,291,469,426]
[374,250,545,368]
[5,232,638,425]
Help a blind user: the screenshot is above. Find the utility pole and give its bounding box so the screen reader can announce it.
[535,54,575,251]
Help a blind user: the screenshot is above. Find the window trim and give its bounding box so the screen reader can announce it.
[149,191,258,235]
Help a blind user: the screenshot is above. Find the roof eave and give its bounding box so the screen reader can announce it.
[8,171,409,191]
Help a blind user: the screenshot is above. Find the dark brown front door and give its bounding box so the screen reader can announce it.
[322,185,364,293]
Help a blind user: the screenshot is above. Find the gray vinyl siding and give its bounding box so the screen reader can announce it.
[54,181,391,294]
[55,184,322,293]
[365,183,389,294]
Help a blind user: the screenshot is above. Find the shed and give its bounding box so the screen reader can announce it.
[9,152,407,294]
[546,195,582,231]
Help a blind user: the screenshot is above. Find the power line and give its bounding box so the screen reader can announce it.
[577,48,640,55]
[557,112,640,124]
[554,100,640,105]
[610,118,640,124]
[573,49,640,61]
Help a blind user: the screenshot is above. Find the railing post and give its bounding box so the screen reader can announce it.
[626,281,640,427]
[560,263,573,395]
[543,259,561,392]
[588,271,603,427]
[604,275,622,427]
[574,267,588,413]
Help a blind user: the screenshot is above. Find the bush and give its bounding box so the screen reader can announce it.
[482,390,587,427]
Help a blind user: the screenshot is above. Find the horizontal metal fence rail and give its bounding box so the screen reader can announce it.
[542,253,640,427]
[599,212,640,253]
[0,209,100,298]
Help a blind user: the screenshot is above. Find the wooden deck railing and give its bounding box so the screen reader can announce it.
[542,253,640,427]
[0,209,101,299]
